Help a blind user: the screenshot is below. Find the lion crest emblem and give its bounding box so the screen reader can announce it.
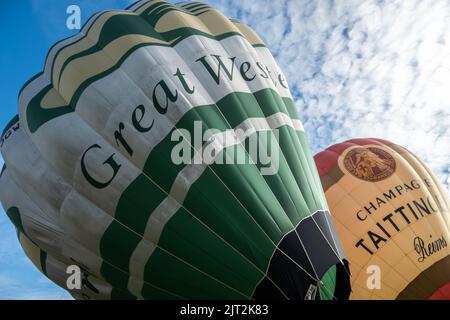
[343,147,396,182]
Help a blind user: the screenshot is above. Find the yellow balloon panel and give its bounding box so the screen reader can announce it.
[315,138,450,300]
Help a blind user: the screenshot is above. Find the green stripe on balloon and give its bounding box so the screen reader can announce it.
[40,251,47,276]
[6,207,27,237]
[320,265,337,300]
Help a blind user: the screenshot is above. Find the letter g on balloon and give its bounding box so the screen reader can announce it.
[81,144,122,189]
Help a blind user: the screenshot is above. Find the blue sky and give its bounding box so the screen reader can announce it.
[0,0,136,300]
[0,0,449,299]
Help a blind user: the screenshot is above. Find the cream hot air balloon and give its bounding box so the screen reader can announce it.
[314,138,450,300]
[0,1,350,299]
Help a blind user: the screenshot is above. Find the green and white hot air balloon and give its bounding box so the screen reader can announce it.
[0,0,350,300]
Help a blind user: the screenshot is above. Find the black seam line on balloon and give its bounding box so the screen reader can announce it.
[275,110,347,267]
[293,129,326,206]
[249,210,324,298]
[168,89,317,297]
[0,164,6,178]
[201,36,310,237]
[232,84,331,270]
[180,2,211,10]
[61,28,256,300]
[1,178,144,299]
[159,37,313,297]
[184,7,211,16]
[225,43,329,242]
[156,37,325,296]
[180,1,205,6]
[166,2,211,13]
[180,5,211,14]
[144,1,188,20]
[335,142,438,297]
[148,2,210,16]
[127,0,153,11]
[14,102,282,298]
[146,4,178,18]
[186,4,211,12]
[214,79,335,291]
[128,123,300,300]
[61,46,283,299]
[2,130,187,299]
[261,90,348,277]
[201,40,342,298]
[291,127,347,267]
[76,30,278,298]
[87,23,290,240]
[213,35,332,240]
[132,0,160,12]
[39,250,47,275]
[98,34,292,298]
[108,60,302,296]
[93,44,293,299]
[22,9,286,300]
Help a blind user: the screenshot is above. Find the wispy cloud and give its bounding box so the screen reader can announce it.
[206,0,450,195]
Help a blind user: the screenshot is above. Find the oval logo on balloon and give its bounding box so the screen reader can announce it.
[343,147,396,182]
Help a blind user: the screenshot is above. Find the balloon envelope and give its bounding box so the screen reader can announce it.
[0,1,350,299]
[315,138,450,299]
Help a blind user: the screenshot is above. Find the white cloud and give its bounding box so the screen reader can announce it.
[205,0,450,195]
